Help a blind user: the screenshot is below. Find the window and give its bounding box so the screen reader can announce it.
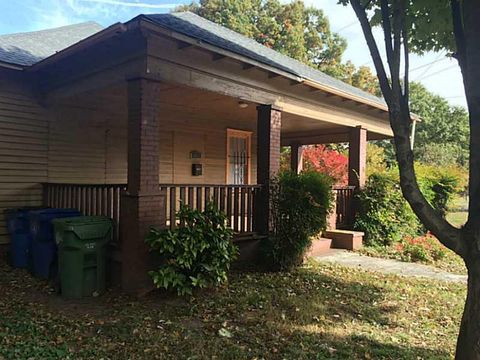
[226,129,252,185]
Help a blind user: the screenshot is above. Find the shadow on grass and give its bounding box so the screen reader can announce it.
[0,257,456,360]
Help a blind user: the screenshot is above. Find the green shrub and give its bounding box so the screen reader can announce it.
[264,170,333,270]
[354,172,421,247]
[146,203,238,296]
[396,233,447,263]
[415,164,464,217]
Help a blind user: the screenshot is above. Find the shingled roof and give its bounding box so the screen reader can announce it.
[0,21,103,67]
[0,12,384,107]
[142,12,385,107]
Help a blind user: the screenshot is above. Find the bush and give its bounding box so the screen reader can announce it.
[396,233,447,263]
[146,203,238,296]
[264,170,333,270]
[354,172,421,247]
[415,164,465,216]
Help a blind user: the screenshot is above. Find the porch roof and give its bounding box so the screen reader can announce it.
[141,12,386,109]
[0,12,389,113]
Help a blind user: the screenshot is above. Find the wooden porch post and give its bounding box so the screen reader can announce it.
[348,126,367,189]
[290,143,304,174]
[255,105,282,234]
[120,77,165,293]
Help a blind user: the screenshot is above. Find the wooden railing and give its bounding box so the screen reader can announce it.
[42,183,263,243]
[42,182,353,242]
[333,185,355,228]
[159,184,262,233]
[43,183,126,243]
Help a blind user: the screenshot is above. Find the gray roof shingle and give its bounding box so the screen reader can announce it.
[143,12,385,106]
[0,21,103,66]
[0,13,383,106]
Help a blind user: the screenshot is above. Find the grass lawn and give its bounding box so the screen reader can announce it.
[0,259,465,359]
[446,211,468,228]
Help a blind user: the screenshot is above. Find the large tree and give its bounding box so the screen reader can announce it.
[176,0,379,94]
[341,0,480,357]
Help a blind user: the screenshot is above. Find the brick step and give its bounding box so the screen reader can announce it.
[323,230,364,251]
[306,237,333,257]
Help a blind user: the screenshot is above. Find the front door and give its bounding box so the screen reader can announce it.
[226,129,251,185]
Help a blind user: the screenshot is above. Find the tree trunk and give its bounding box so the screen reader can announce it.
[456,241,480,359]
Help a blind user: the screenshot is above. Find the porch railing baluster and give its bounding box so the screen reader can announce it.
[42,183,265,245]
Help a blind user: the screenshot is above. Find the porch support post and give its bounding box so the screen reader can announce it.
[255,105,282,234]
[120,77,165,293]
[348,126,367,189]
[290,143,304,174]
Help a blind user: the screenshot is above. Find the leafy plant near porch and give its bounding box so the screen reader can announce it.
[264,170,333,270]
[354,172,421,247]
[146,203,238,296]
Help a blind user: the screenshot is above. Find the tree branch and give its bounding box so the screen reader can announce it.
[391,0,402,97]
[349,0,393,104]
[400,0,409,105]
[391,116,465,257]
[380,0,395,74]
[349,0,465,257]
[450,0,467,73]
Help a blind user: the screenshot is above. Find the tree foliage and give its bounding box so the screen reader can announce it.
[410,82,469,165]
[176,0,380,94]
[376,82,470,167]
[302,145,348,185]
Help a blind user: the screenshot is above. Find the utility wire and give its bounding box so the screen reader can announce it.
[413,51,446,80]
[408,57,449,73]
[416,64,458,81]
[334,21,357,33]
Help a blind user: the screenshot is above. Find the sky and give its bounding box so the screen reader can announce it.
[0,0,467,108]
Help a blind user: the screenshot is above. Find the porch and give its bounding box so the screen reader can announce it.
[0,15,394,292]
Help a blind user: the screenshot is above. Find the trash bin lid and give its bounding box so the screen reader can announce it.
[28,208,81,220]
[53,216,113,241]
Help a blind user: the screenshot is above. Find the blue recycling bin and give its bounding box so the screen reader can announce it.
[4,207,45,268]
[28,208,81,279]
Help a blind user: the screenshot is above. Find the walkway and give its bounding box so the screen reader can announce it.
[315,250,467,284]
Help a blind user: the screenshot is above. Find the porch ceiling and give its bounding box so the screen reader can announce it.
[56,82,389,145]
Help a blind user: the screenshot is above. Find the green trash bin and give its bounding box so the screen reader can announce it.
[53,216,113,299]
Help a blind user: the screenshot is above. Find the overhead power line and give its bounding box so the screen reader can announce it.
[334,21,357,33]
[412,51,446,80]
[416,65,458,81]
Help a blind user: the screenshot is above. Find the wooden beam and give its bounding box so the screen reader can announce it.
[177,40,192,50]
[290,79,303,86]
[281,132,350,146]
[268,72,281,79]
[242,63,255,70]
[212,53,227,61]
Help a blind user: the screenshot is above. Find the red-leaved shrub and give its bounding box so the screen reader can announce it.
[303,145,348,186]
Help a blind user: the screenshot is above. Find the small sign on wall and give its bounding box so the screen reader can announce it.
[192,163,203,176]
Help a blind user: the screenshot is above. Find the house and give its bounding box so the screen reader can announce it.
[0,12,393,292]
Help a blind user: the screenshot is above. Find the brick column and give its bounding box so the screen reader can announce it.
[255,105,281,234]
[290,143,303,174]
[348,126,367,189]
[120,78,165,293]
